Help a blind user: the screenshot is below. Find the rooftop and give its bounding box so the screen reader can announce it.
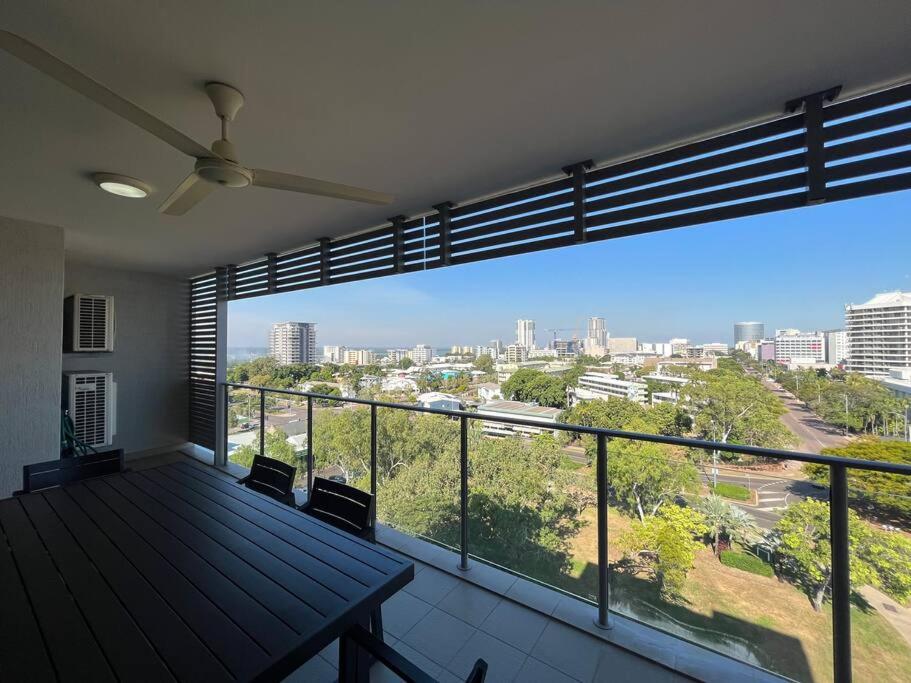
[478,400,562,418]
[848,291,911,310]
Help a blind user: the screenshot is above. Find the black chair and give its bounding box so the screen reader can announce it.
[299,477,382,635]
[344,624,487,682]
[237,455,296,506]
[16,449,124,494]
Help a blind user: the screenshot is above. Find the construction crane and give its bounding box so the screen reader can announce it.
[546,327,580,344]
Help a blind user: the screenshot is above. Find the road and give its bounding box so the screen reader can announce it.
[762,378,850,453]
[701,468,829,529]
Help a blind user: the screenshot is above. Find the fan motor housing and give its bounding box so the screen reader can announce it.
[195,158,252,187]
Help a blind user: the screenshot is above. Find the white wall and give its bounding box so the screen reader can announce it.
[0,217,64,496]
[63,261,188,457]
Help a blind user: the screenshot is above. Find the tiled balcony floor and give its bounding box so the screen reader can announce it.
[286,558,690,683]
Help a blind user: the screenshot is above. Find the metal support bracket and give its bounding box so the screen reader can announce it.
[433,202,455,266]
[562,160,594,242]
[389,215,406,273]
[785,86,841,204]
[319,238,331,285]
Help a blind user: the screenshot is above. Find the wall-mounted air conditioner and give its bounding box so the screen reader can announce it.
[64,294,115,352]
[63,372,117,448]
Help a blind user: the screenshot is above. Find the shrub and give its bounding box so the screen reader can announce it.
[711,481,751,501]
[720,550,774,577]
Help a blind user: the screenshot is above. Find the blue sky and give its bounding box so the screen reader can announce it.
[229,191,911,349]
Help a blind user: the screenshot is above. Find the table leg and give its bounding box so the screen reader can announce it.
[338,619,371,683]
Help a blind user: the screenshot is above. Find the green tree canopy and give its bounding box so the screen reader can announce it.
[397,356,414,369]
[609,424,700,522]
[806,438,911,524]
[772,499,911,610]
[618,504,708,599]
[502,369,567,408]
[684,369,795,451]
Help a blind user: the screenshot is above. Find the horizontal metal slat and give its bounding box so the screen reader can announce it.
[826,149,911,183]
[824,170,911,203]
[329,266,398,286]
[587,173,806,228]
[451,192,572,233]
[826,128,911,162]
[451,234,576,267]
[450,206,575,246]
[586,152,805,215]
[329,253,395,276]
[586,133,804,199]
[587,192,807,240]
[329,243,394,268]
[330,226,393,250]
[451,177,572,219]
[586,113,804,184]
[823,82,911,122]
[824,106,911,143]
[451,216,574,255]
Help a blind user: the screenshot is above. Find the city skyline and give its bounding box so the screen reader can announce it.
[228,192,911,348]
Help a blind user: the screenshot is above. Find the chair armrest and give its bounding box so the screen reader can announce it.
[346,625,437,683]
[236,474,250,485]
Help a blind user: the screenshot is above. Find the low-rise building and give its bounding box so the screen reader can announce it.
[573,371,648,404]
[608,337,638,354]
[344,348,377,365]
[409,344,433,365]
[476,382,503,402]
[504,344,528,363]
[477,400,561,437]
[417,392,462,411]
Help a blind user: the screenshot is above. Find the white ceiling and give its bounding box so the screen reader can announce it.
[1,1,910,277]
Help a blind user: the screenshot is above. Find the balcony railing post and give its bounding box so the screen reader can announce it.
[459,414,470,571]
[370,404,378,524]
[259,388,266,456]
[830,463,852,683]
[221,383,229,467]
[306,396,314,495]
[595,432,611,629]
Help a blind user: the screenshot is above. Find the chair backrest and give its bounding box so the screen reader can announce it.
[306,477,375,537]
[21,449,124,493]
[242,455,296,501]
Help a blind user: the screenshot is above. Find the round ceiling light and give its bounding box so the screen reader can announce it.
[92,173,152,198]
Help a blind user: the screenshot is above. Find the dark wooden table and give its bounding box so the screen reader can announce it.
[0,459,413,682]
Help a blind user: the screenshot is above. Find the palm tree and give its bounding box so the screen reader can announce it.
[696,495,761,558]
[697,495,731,557]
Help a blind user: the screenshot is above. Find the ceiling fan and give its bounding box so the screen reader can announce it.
[0,30,394,215]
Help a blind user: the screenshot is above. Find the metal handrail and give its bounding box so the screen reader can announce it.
[222,380,911,683]
[224,382,911,475]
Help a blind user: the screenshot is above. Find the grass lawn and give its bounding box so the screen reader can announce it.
[710,481,752,501]
[553,507,911,683]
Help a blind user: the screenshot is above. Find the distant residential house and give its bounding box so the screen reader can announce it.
[476,382,502,402]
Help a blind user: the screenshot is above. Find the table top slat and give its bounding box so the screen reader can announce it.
[131,469,349,617]
[104,473,320,635]
[0,502,56,683]
[175,460,406,571]
[43,488,232,682]
[18,493,176,682]
[0,498,116,683]
[65,483,270,680]
[159,464,388,587]
[85,477,299,656]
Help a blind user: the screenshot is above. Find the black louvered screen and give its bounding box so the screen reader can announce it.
[188,272,218,450]
[203,81,911,303]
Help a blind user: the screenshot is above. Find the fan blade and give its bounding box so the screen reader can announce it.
[252,169,393,205]
[159,173,217,215]
[0,30,214,160]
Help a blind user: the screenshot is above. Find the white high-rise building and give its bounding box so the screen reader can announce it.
[775,331,825,365]
[323,345,346,363]
[269,322,316,365]
[505,344,528,363]
[409,344,433,365]
[587,317,607,346]
[824,330,847,366]
[516,319,536,350]
[846,291,911,377]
